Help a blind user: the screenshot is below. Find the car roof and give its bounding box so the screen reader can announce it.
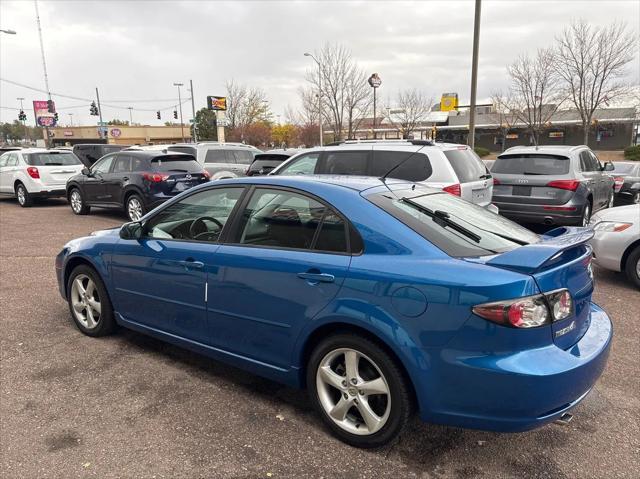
[14,148,73,154]
[122,150,193,158]
[499,145,588,157]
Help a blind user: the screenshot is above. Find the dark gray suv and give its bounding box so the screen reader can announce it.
[491,145,615,226]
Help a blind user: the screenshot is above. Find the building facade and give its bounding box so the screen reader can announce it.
[46,125,192,147]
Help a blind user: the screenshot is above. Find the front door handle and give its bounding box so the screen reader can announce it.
[297,272,335,283]
[179,259,205,270]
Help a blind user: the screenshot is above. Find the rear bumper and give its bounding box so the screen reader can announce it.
[418,302,612,432]
[31,188,66,198]
[493,198,585,225]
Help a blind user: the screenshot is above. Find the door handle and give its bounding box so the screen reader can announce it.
[297,272,335,283]
[179,259,204,270]
[122,176,129,181]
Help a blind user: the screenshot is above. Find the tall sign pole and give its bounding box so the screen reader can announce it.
[368,73,382,139]
[35,0,53,147]
[95,87,105,141]
[189,79,197,143]
[468,0,482,149]
[173,82,185,142]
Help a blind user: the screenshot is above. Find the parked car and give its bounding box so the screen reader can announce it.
[589,204,640,288]
[491,145,615,226]
[483,159,495,171]
[0,148,84,207]
[166,142,261,180]
[72,144,129,167]
[66,150,210,221]
[0,146,22,155]
[609,162,640,205]
[246,148,301,176]
[271,140,496,209]
[56,175,611,448]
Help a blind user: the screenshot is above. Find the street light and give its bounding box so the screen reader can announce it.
[0,29,17,34]
[173,82,185,142]
[304,52,323,146]
[368,73,382,138]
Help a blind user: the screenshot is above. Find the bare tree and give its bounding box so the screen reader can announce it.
[554,20,636,145]
[384,89,432,138]
[305,43,370,141]
[490,91,520,151]
[225,80,271,141]
[504,48,564,145]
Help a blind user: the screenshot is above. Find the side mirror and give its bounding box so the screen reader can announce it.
[603,162,614,172]
[81,167,91,176]
[119,221,143,240]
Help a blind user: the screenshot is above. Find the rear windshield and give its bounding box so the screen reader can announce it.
[167,146,198,156]
[368,189,540,257]
[443,149,488,182]
[25,152,82,166]
[613,163,637,174]
[492,154,570,175]
[253,154,290,163]
[151,155,201,172]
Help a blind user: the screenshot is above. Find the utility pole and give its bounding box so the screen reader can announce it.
[35,0,52,147]
[304,53,323,146]
[173,82,185,142]
[95,87,105,142]
[17,97,26,143]
[468,0,482,149]
[189,79,197,143]
[127,106,133,125]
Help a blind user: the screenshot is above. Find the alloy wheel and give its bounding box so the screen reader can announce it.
[16,186,25,205]
[607,191,615,208]
[70,274,101,329]
[70,190,82,213]
[316,348,391,436]
[634,192,640,205]
[127,197,143,221]
[582,204,591,226]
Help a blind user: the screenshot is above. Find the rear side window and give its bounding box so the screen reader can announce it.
[151,155,201,172]
[322,151,368,175]
[205,149,228,164]
[25,152,82,166]
[371,151,432,181]
[232,150,254,164]
[112,155,131,173]
[277,152,320,175]
[443,149,488,182]
[492,154,570,175]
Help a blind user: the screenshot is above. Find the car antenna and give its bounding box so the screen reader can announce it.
[379,144,428,198]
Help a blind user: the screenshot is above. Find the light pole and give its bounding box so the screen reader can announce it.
[368,74,382,139]
[468,0,482,149]
[304,52,323,146]
[35,0,53,147]
[189,79,197,143]
[173,82,185,142]
[68,113,74,126]
[127,106,133,125]
[0,29,17,34]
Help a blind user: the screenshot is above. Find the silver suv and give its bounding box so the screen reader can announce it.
[167,142,261,180]
[270,140,495,209]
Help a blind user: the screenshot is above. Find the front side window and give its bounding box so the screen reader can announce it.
[235,188,347,253]
[112,155,131,173]
[91,155,115,174]
[146,187,244,242]
[0,155,7,168]
[277,152,320,175]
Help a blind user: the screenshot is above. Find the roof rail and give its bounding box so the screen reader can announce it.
[324,139,434,147]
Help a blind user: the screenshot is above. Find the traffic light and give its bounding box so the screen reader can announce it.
[90,101,99,116]
[54,112,59,122]
[156,111,161,120]
[47,99,55,113]
[18,110,27,121]
[173,110,178,119]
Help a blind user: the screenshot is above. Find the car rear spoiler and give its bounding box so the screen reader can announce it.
[486,227,594,274]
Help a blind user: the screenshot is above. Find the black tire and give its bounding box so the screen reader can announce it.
[125,193,145,221]
[606,189,615,209]
[307,334,413,448]
[581,201,592,226]
[66,265,115,337]
[15,183,33,207]
[624,246,640,289]
[68,187,91,215]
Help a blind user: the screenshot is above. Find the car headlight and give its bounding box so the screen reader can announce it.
[592,221,632,232]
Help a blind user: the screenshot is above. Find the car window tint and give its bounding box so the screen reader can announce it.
[146,187,243,242]
[91,155,115,174]
[25,152,82,166]
[151,156,201,172]
[112,156,131,173]
[7,154,18,167]
[204,149,228,163]
[314,210,348,253]
[371,151,433,181]
[131,157,146,171]
[589,151,602,171]
[277,152,320,175]
[322,151,369,175]
[492,154,570,175]
[0,155,7,168]
[443,149,487,182]
[237,188,326,250]
[233,150,254,164]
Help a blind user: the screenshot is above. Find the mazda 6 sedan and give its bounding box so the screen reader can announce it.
[56,175,612,448]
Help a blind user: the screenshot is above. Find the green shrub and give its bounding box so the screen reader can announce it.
[474,146,491,158]
[624,145,640,161]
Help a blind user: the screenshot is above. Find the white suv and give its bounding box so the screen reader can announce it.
[271,140,496,209]
[166,142,261,179]
[0,148,84,207]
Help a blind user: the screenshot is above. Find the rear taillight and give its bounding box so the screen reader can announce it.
[202,170,211,180]
[442,183,461,196]
[613,176,624,193]
[27,167,40,179]
[473,288,573,328]
[492,178,500,185]
[547,179,580,191]
[142,172,170,183]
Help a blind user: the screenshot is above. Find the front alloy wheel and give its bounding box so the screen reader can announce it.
[633,192,640,205]
[67,266,115,336]
[607,190,615,208]
[69,189,90,215]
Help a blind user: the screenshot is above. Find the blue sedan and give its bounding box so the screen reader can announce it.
[55,175,612,448]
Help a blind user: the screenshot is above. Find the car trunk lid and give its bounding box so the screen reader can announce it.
[443,148,493,207]
[149,155,209,195]
[24,151,84,187]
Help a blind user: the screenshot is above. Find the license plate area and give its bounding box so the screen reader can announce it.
[512,185,532,196]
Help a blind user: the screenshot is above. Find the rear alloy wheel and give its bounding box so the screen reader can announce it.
[625,247,640,289]
[607,190,615,208]
[581,203,591,226]
[67,265,115,336]
[15,183,33,207]
[126,194,145,221]
[308,334,412,448]
[69,188,90,215]
[633,192,640,205]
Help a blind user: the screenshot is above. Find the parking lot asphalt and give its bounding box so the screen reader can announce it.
[1,198,638,479]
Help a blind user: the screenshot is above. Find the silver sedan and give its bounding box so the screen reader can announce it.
[589,204,640,288]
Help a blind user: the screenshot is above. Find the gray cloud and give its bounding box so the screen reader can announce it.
[1,0,638,126]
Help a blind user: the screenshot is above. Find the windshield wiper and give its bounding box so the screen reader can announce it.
[522,171,544,175]
[401,197,482,243]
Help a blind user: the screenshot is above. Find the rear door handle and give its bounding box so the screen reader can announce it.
[297,272,335,283]
[179,259,204,270]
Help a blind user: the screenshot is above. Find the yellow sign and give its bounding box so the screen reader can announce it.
[440,92,458,112]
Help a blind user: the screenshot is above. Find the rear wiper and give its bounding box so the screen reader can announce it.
[167,169,189,172]
[401,197,482,243]
[522,171,543,175]
[479,173,492,179]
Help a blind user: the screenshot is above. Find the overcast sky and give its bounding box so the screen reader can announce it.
[1,0,638,127]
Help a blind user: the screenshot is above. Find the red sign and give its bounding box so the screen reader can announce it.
[63,130,74,137]
[110,128,122,138]
[33,100,57,127]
